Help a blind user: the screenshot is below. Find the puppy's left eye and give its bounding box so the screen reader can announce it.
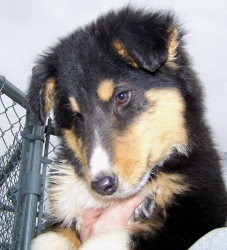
[115,91,131,106]
[68,112,84,123]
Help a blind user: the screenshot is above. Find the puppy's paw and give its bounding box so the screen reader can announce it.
[80,229,130,250]
[31,231,79,250]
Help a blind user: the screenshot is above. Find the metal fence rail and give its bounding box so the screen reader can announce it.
[0,75,57,250]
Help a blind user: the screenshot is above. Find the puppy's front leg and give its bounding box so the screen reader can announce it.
[31,228,130,250]
[31,228,81,250]
[80,229,130,250]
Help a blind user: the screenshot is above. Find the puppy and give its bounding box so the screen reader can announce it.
[27,6,227,250]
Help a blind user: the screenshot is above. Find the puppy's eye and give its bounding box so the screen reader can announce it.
[68,112,84,122]
[115,91,131,106]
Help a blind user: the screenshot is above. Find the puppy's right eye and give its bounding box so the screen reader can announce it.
[69,112,84,122]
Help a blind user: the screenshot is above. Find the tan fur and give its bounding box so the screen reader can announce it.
[42,77,56,116]
[112,40,139,68]
[57,228,81,248]
[113,88,188,188]
[145,88,188,161]
[129,220,163,236]
[144,173,189,208]
[63,129,87,166]
[166,27,180,69]
[69,96,80,113]
[154,173,188,208]
[97,80,115,102]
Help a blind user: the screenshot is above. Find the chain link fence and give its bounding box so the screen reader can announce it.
[0,78,25,249]
[0,75,58,250]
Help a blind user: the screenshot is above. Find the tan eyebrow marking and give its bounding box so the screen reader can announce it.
[97,79,115,102]
[69,96,80,113]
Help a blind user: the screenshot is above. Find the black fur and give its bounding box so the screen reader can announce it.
[27,6,227,250]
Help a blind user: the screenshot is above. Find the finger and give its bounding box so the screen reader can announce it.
[80,208,103,243]
[82,208,103,227]
[106,195,145,219]
[86,208,102,218]
[119,195,145,215]
[96,195,145,227]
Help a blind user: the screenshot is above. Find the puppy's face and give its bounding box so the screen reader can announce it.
[27,8,189,200]
[56,80,187,199]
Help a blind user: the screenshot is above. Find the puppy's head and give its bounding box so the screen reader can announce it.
[27,7,189,200]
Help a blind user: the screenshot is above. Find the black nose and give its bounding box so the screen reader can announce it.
[91,175,118,195]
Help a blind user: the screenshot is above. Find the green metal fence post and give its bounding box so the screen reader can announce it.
[19,118,45,250]
[1,75,53,249]
[11,112,33,250]
[37,118,52,235]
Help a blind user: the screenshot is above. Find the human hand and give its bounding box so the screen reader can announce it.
[80,195,145,243]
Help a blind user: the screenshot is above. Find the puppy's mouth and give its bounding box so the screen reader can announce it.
[115,171,153,199]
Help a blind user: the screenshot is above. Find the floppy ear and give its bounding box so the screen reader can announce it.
[112,23,179,72]
[27,65,57,125]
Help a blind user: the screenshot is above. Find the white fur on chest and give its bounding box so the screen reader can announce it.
[47,164,108,230]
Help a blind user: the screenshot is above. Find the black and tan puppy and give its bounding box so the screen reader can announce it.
[27,6,227,250]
